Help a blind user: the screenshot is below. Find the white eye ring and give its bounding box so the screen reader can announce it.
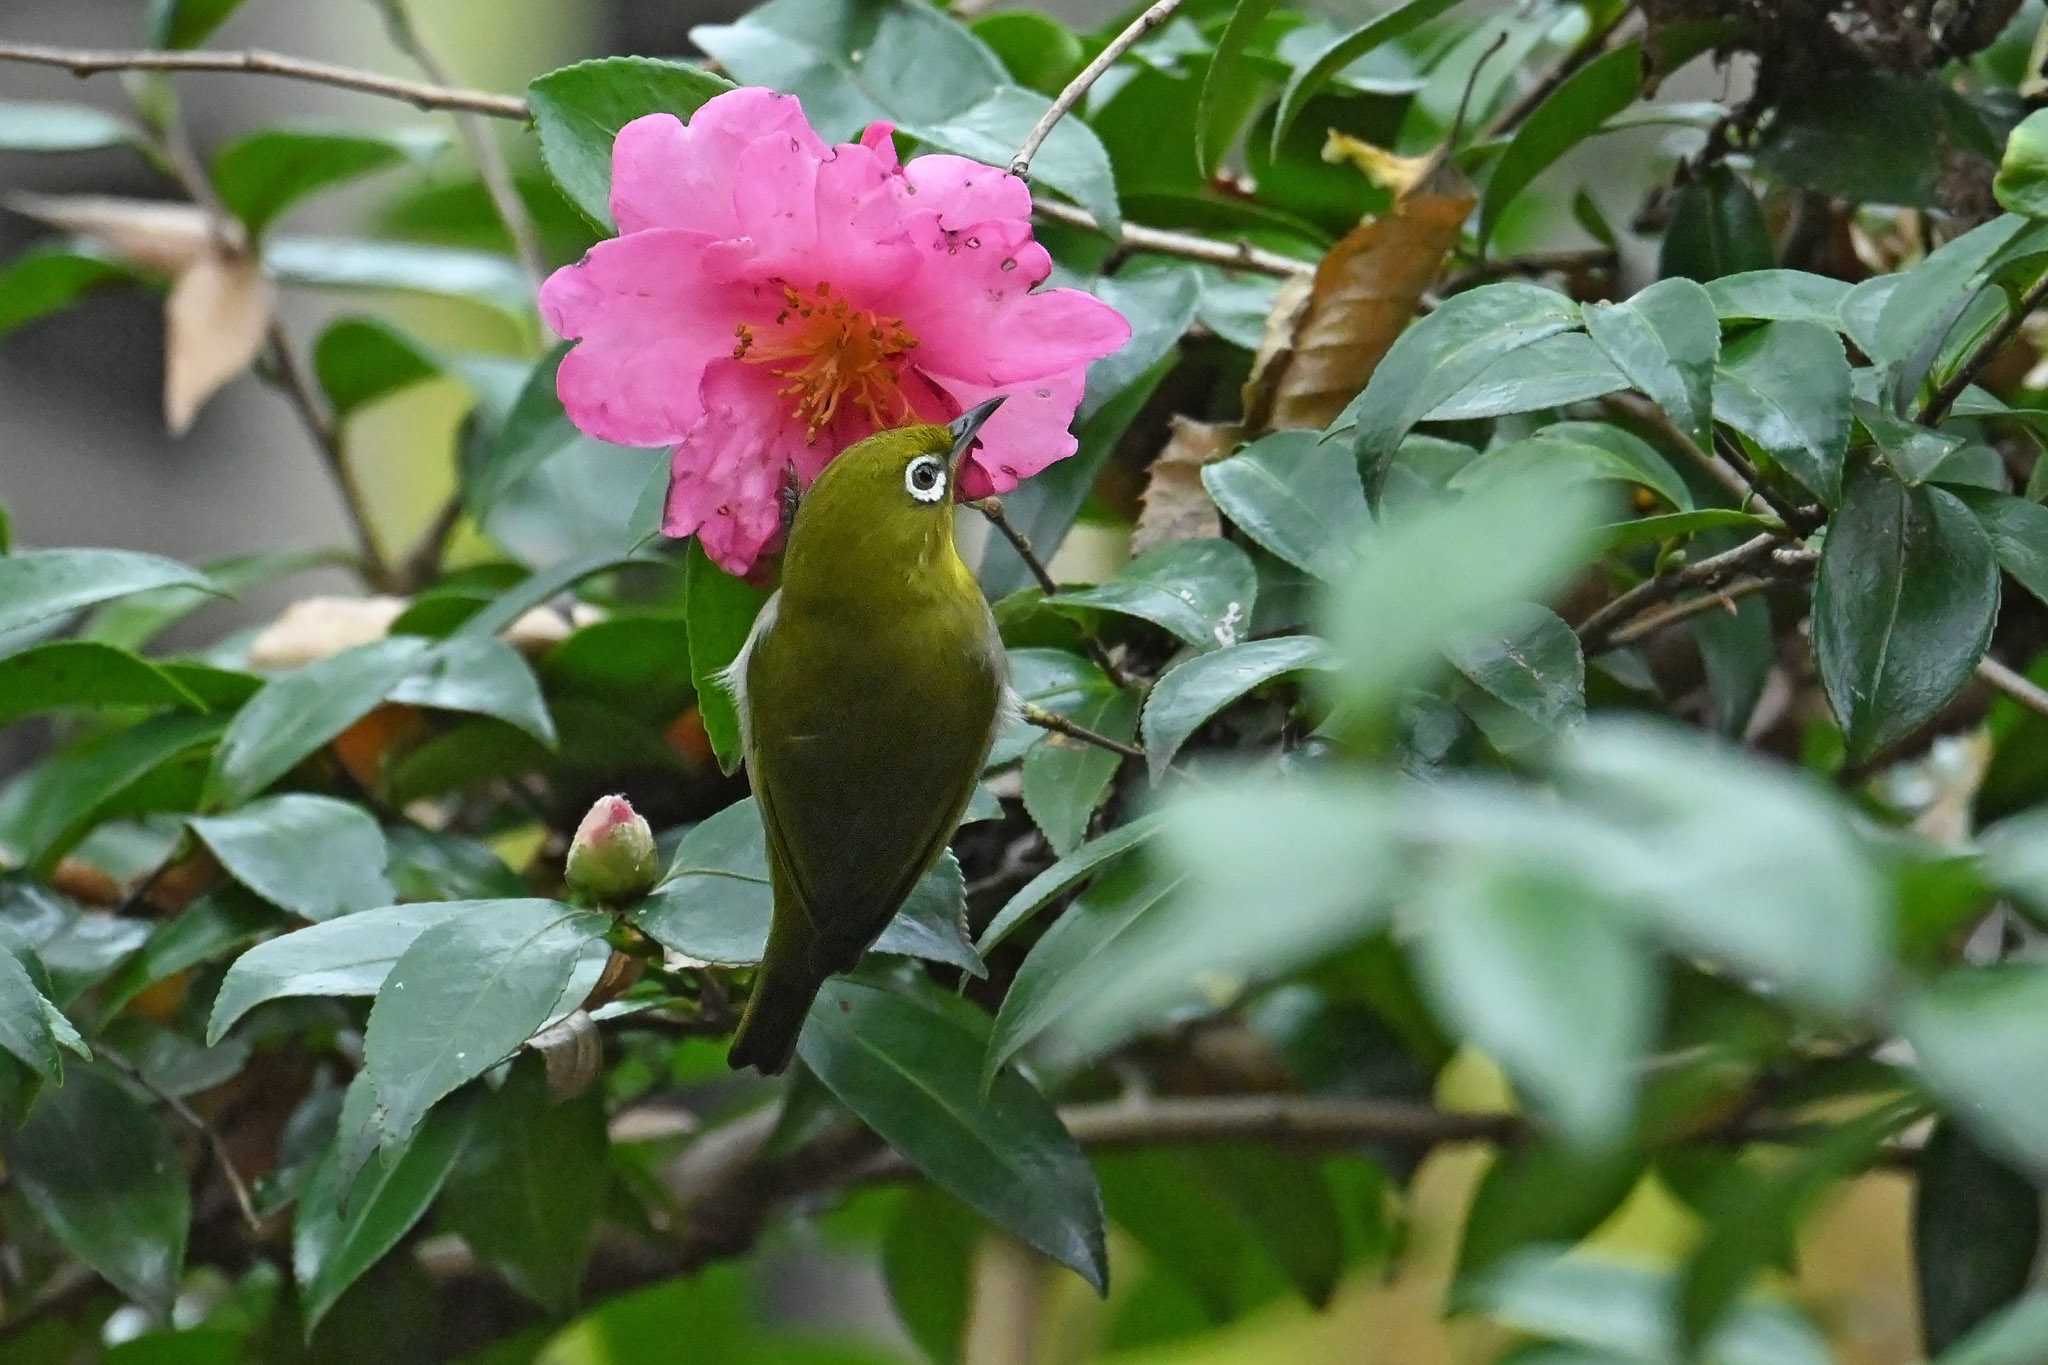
[905,454,947,503]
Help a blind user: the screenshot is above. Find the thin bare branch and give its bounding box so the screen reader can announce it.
[1978,654,2048,720]
[1576,530,1788,654]
[263,322,397,591]
[98,1046,263,1234]
[974,498,1132,688]
[1022,702,1143,762]
[1011,0,1183,179]
[1033,198,1313,278]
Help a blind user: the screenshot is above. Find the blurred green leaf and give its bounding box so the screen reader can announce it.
[1813,466,1998,766]
[1995,108,2048,215]
[0,943,67,1081]
[0,100,136,153]
[82,547,346,652]
[977,808,1168,952]
[207,900,508,1042]
[0,245,137,342]
[684,542,769,778]
[1916,1119,2042,1355]
[313,317,441,418]
[1713,320,1852,506]
[263,236,532,321]
[383,826,526,902]
[147,0,245,47]
[1936,1293,2048,1365]
[541,615,693,720]
[1757,73,1995,208]
[7,1064,188,1310]
[1903,963,2048,1175]
[440,1060,608,1316]
[1583,277,1718,452]
[526,57,735,229]
[1950,486,2048,608]
[1694,590,1772,737]
[0,641,205,724]
[1455,1144,1646,1285]
[798,976,1108,1293]
[363,902,607,1148]
[1659,165,1772,282]
[975,12,1085,96]
[212,124,446,237]
[1201,431,1369,582]
[96,886,274,1023]
[204,637,430,808]
[1447,605,1586,750]
[1142,635,1334,778]
[0,548,215,640]
[0,711,226,875]
[388,634,556,745]
[1268,0,1464,156]
[1480,43,1642,249]
[1047,538,1258,651]
[190,794,393,923]
[1199,0,1278,176]
[1448,431,1689,513]
[883,1186,977,1364]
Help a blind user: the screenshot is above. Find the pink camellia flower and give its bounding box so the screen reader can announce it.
[538,87,1132,576]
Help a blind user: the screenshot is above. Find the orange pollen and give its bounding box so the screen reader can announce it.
[740,281,920,440]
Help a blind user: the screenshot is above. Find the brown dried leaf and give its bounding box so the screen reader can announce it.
[4,192,217,275]
[163,248,274,433]
[1242,157,1476,433]
[1131,418,1240,557]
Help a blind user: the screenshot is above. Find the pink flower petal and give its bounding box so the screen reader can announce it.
[540,229,754,447]
[610,91,827,236]
[664,360,805,574]
[929,368,1090,499]
[903,153,1033,232]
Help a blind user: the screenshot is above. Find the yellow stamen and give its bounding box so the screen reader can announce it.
[739,281,921,439]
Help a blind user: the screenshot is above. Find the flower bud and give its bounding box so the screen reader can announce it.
[565,795,658,902]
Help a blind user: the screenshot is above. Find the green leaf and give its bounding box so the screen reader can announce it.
[1339,283,1582,487]
[364,903,607,1148]
[1190,1145,1345,1309]
[976,809,1169,952]
[438,1060,607,1316]
[912,85,1121,235]
[1455,1144,1646,1284]
[313,317,441,418]
[204,637,431,809]
[0,640,204,725]
[1756,72,1994,209]
[797,976,1108,1293]
[96,887,275,1023]
[0,244,137,342]
[1868,217,2027,375]
[883,1186,978,1364]
[388,635,556,745]
[82,547,346,652]
[1022,679,1136,855]
[527,56,736,227]
[468,344,641,531]
[1198,0,1278,176]
[1902,963,2048,1175]
[293,1087,477,1335]
[1417,860,1651,1147]
[456,547,656,642]
[0,943,66,1081]
[1142,635,1334,778]
[1858,398,1965,485]
[1046,538,1258,651]
[7,1064,188,1309]
[1936,1294,2048,1365]
[1703,269,1854,326]
[0,548,214,639]
[1582,277,1718,451]
[384,826,526,903]
[212,124,446,237]
[975,12,1084,96]
[1813,466,1999,766]
[0,712,225,875]
[1419,332,1629,423]
[1658,165,1772,282]
[190,795,394,923]
[1598,508,1775,552]
[1321,475,1606,721]
[631,798,983,974]
[0,100,136,153]
[1201,430,1369,582]
[1694,591,1772,736]
[542,615,693,718]
[207,900,509,1043]
[1996,109,2048,216]
[1447,605,1586,751]
[147,0,245,47]
[1949,486,2048,608]
[1269,0,1465,156]
[989,648,1118,768]
[1916,1120,2042,1355]
[684,542,769,777]
[263,236,532,322]
[1480,43,1642,250]
[1713,320,1852,506]
[1448,430,1692,514]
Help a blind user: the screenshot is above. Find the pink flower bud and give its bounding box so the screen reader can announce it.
[565,794,658,902]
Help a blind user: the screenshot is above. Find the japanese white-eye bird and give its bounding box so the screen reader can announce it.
[724,399,1009,1074]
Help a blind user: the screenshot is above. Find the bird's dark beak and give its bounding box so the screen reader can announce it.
[946,396,1005,476]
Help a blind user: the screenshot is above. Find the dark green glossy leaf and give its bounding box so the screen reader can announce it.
[1047,538,1258,651]
[0,245,137,342]
[212,125,446,236]
[1703,269,1853,326]
[190,795,393,922]
[1694,591,1772,737]
[388,634,555,745]
[1713,320,1852,506]
[1813,467,1999,765]
[0,100,135,153]
[95,887,275,1023]
[1658,165,1772,282]
[912,85,1121,234]
[1583,276,1718,451]
[1868,217,2026,377]
[1902,963,2048,1175]
[684,541,769,777]
[1191,1145,1344,1309]
[363,903,607,1147]
[204,637,431,808]
[1447,431,1689,513]
[439,1061,607,1316]
[312,317,440,418]
[1480,43,1643,249]
[526,57,736,229]
[0,943,65,1081]
[207,900,511,1042]
[976,809,1169,952]
[989,648,1118,768]
[1142,635,1334,778]
[1268,0,1464,156]
[1447,605,1586,750]
[798,976,1107,1293]
[7,1064,188,1309]
[1916,1120,2042,1355]
[1757,72,1993,208]
[0,640,204,725]
[1201,431,1368,582]
[1950,486,2048,608]
[0,712,225,874]
[1420,332,1628,423]
[0,548,214,639]
[1598,508,1776,552]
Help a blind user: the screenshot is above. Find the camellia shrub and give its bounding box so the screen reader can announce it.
[4,0,2048,1360]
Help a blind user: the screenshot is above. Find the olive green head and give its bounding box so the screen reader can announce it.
[781,399,1003,593]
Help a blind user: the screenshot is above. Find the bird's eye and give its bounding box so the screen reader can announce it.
[904,454,946,503]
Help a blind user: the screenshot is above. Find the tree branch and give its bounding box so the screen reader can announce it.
[0,41,529,118]
[1600,394,1756,506]
[1977,654,2048,720]
[263,322,397,591]
[1022,703,1143,761]
[1010,0,1184,179]
[98,1046,263,1234]
[1032,199,1314,279]
[1484,3,1638,140]
[1575,530,1790,654]
[974,498,1132,688]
